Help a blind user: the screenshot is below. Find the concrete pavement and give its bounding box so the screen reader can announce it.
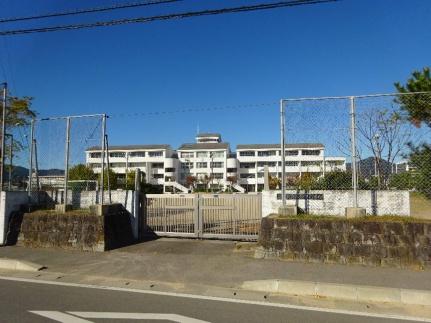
[0,238,430,291]
[0,277,429,323]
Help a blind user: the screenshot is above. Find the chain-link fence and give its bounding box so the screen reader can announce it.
[28,114,107,209]
[281,92,431,216]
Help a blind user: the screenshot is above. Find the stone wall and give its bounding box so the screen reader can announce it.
[35,190,140,240]
[257,216,431,268]
[262,190,410,217]
[16,204,134,251]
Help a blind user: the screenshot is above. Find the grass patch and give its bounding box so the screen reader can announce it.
[27,208,92,216]
[270,214,431,223]
[410,192,431,220]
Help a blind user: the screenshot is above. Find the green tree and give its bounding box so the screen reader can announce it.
[98,168,118,190]
[314,171,352,190]
[68,164,96,181]
[295,173,317,190]
[1,94,37,156]
[388,172,417,190]
[123,171,146,190]
[408,144,431,198]
[395,68,431,198]
[395,67,431,127]
[269,175,280,190]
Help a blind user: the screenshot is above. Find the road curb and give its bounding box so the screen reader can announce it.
[241,279,431,306]
[0,258,44,272]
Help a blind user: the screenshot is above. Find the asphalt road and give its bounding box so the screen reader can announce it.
[0,278,425,323]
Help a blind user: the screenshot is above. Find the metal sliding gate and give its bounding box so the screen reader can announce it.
[143,194,261,241]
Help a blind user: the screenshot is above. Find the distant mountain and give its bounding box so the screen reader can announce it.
[6,166,64,180]
[346,157,393,179]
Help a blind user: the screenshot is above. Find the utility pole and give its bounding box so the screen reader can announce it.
[0,82,7,191]
[7,134,12,191]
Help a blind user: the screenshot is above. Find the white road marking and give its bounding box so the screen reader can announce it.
[29,311,92,323]
[30,311,210,323]
[70,312,210,322]
[1,275,430,322]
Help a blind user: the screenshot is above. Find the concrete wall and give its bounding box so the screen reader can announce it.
[0,191,29,245]
[257,216,431,268]
[17,205,134,251]
[41,190,139,240]
[262,190,410,217]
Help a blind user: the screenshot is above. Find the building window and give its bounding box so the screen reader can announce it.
[165,167,175,172]
[181,152,194,158]
[257,161,276,167]
[196,151,208,158]
[110,163,126,168]
[196,162,207,168]
[227,168,237,173]
[153,174,164,179]
[213,173,224,179]
[257,150,276,157]
[280,161,298,167]
[149,151,163,157]
[302,161,322,166]
[239,151,255,157]
[326,161,344,166]
[89,152,101,158]
[210,151,224,158]
[210,162,224,168]
[285,150,299,156]
[240,173,255,179]
[129,162,146,167]
[302,150,321,156]
[151,163,164,169]
[240,162,255,169]
[196,173,207,180]
[129,151,145,157]
[109,152,126,158]
[181,162,194,169]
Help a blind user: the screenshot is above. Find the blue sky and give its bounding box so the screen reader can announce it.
[0,0,430,167]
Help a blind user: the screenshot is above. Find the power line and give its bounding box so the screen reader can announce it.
[0,0,340,36]
[0,0,183,24]
[108,101,278,119]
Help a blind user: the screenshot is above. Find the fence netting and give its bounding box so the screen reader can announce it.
[283,93,431,215]
[27,115,106,207]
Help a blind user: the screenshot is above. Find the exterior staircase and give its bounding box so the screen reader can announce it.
[166,181,190,194]
[232,183,245,193]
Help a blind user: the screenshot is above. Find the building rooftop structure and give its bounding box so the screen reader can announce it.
[86,144,171,151]
[178,143,229,150]
[236,143,324,150]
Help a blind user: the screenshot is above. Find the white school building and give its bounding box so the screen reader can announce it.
[85,133,346,193]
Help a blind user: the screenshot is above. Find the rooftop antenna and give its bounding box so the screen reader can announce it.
[196,123,200,135]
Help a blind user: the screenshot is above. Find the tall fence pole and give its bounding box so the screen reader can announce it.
[100,114,106,205]
[28,119,35,203]
[350,96,358,208]
[0,82,7,191]
[280,99,286,207]
[63,117,71,209]
[105,134,111,204]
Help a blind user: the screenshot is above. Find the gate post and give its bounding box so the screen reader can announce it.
[194,194,201,238]
[133,168,141,240]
